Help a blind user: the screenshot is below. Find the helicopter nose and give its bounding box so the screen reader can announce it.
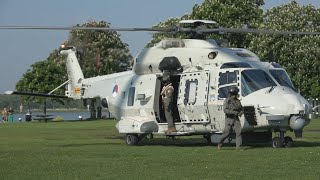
[282,93,308,113]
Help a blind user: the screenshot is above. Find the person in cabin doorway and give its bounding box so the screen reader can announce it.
[161,71,177,133]
[218,86,244,150]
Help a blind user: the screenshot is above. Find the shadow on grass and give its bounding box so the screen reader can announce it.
[139,138,214,147]
[53,138,320,148]
[59,142,106,147]
[289,140,320,148]
[104,135,125,140]
[227,139,320,149]
[133,137,320,148]
[103,133,320,148]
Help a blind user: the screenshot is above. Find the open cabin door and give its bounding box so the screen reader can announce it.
[177,71,210,123]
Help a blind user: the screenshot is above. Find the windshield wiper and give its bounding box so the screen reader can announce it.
[268,85,276,93]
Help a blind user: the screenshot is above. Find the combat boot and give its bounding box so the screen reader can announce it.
[165,127,177,134]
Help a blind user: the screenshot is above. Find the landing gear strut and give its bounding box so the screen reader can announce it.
[272,131,293,148]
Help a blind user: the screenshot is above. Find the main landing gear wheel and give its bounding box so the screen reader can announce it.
[272,131,293,148]
[126,134,139,146]
[272,137,284,148]
[284,136,293,147]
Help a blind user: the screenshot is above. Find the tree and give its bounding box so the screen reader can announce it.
[66,21,132,78]
[0,94,22,110]
[190,0,264,47]
[149,0,265,47]
[16,50,67,104]
[16,20,132,105]
[147,17,190,47]
[249,1,320,98]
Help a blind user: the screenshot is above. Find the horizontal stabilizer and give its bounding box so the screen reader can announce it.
[5,91,68,98]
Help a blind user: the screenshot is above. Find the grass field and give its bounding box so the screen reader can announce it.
[0,119,320,180]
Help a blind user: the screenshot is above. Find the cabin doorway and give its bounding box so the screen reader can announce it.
[156,75,181,123]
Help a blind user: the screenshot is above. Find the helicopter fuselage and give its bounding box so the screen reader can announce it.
[60,38,314,145]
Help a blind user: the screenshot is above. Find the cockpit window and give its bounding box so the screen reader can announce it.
[218,85,238,99]
[219,71,238,86]
[218,71,238,99]
[269,69,294,88]
[221,62,251,69]
[241,69,276,96]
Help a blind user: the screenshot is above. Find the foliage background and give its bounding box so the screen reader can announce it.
[14,0,320,104]
[249,1,320,98]
[149,0,320,98]
[15,21,132,105]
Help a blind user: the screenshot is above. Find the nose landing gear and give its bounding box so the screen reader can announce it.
[272,131,293,148]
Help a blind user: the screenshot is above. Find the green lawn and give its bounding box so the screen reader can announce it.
[0,119,320,180]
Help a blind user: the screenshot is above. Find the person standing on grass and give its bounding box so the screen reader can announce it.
[8,106,14,123]
[1,107,8,123]
[217,87,244,150]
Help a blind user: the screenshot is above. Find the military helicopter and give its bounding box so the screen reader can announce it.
[1,20,319,148]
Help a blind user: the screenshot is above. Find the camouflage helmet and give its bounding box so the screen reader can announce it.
[229,86,239,95]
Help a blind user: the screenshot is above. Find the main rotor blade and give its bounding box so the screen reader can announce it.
[2,25,319,35]
[202,28,320,35]
[0,26,173,32]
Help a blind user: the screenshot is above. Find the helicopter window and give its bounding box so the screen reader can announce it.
[219,71,238,86]
[208,52,218,59]
[184,79,198,105]
[269,70,294,88]
[236,52,253,58]
[162,39,185,49]
[220,62,251,69]
[218,85,237,99]
[241,70,276,96]
[127,87,135,106]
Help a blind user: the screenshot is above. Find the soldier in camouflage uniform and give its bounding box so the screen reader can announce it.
[218,87,243,150]
[161,72,177,133]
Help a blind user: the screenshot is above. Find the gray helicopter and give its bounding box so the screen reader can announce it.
[1,20,319,148]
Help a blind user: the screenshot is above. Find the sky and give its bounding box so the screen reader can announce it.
[0,0,319,93]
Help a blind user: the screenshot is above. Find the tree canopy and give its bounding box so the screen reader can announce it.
[149,0,320,98]
[249,1,320,98]
[190,0,264,47]
[148,0,264,47]
[16,1,320,101]
[16,51,66,103]
[66,21,132,78]
[16,20,132,104]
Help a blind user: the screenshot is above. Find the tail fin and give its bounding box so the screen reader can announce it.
[59,46,84,99]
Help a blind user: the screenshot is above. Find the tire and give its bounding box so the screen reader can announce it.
[126,134,139,146]
[272,137,283,148]
[284,136,293,148]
